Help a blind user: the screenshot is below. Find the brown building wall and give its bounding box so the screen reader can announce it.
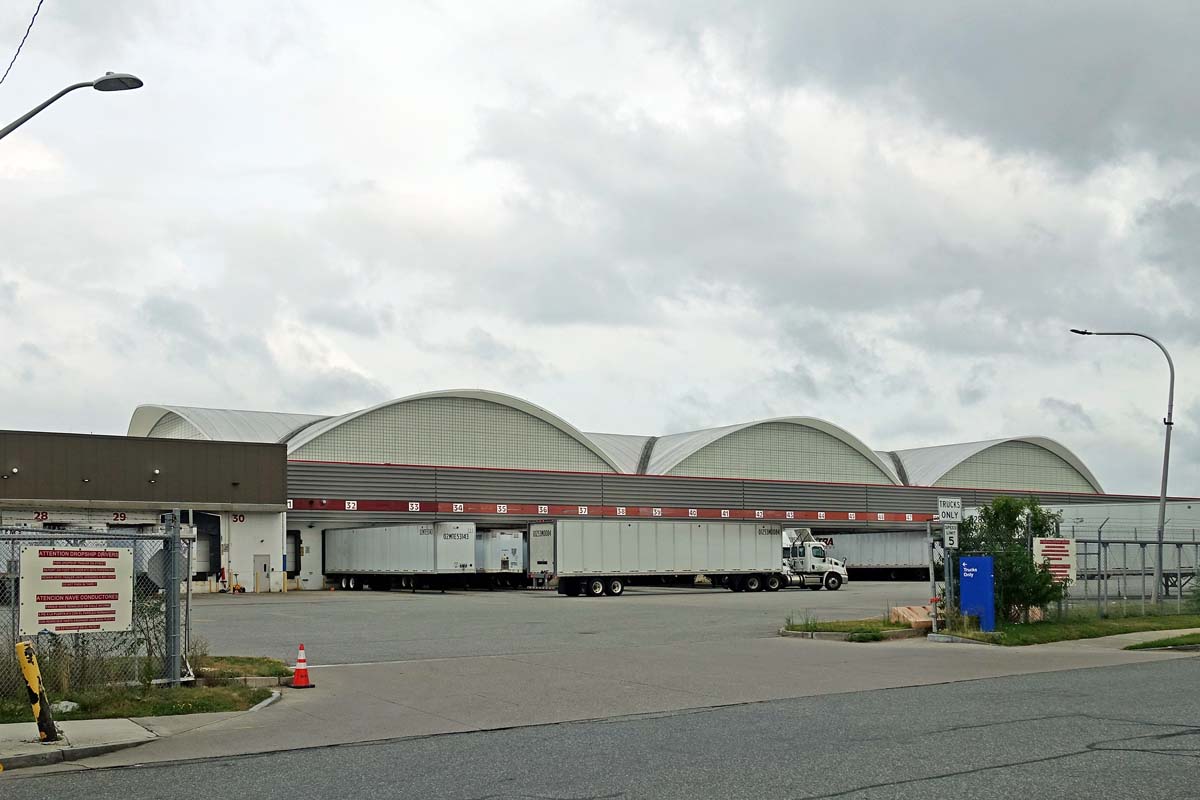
[0,430,285,509]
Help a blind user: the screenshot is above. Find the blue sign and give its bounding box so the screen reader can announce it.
[959,556,996,632]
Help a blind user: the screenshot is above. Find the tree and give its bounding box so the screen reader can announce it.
[954,496,1066,623]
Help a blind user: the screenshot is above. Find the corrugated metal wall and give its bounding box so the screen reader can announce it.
[288,461,1163,528]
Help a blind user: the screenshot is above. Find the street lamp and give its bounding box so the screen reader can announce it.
[0,72,143,142]
[1070,328,1174,603]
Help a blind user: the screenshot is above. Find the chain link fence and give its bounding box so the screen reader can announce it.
[1065,524,1199,616]
[0,523,191,704]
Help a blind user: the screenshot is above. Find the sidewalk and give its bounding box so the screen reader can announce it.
[0,718,156,771]
[0,699,272,773]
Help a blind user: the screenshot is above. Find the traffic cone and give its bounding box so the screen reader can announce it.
[291,643,315,689]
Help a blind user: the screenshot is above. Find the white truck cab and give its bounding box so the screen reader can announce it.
[781,528,849,591]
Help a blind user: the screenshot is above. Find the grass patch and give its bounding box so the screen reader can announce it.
[1124,632,1200,651]
[784,613,907,634]
[947,613,1200,647]
[197,655,291,680]
[0,684,271,724]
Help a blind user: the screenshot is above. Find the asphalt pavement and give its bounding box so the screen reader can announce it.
[4,658,1196,799]
[188,581,933,664]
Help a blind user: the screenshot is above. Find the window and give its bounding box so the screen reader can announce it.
[811,546,826,560]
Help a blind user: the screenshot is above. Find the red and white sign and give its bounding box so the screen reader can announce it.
[19,546,134,635]
[1033,538,1076,584]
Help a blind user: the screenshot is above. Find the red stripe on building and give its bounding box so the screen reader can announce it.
[287,497,936,523]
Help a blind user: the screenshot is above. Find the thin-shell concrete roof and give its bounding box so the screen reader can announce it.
[128,405,329,444]
[890,437,1103,492]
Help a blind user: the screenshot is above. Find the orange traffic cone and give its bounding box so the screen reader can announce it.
[291,643,315,689]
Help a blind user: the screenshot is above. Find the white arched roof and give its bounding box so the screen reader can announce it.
[284,389,625,472]
[891,437,1104,493]
[583,432,652,474]
[645,417,902,484]
[128,404,329,444]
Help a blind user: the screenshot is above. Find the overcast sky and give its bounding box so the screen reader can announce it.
[0,1,1196,496]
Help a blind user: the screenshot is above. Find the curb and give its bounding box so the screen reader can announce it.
[249,690,282,712]
[927,633,996,645]
[1125,644,1200,652]
[778,627,925,641]
[1,688,284,774]
[0,737,151,773]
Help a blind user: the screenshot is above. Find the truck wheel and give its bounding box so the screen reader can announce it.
[340,576,348,590]
[348,575,358,591]
[586,578,606,597]
[824,573,843,591]
[766,574,782,592]
[604,577,624,596]
[744,574,763,592]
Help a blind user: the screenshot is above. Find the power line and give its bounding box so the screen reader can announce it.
[0,0,45,88]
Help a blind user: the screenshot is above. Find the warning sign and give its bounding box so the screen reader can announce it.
[19,546,134,635]
[1033,538,1076,584]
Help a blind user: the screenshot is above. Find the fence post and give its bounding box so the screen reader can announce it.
[1140,544,1147,616]
[1177,544,1184,614]
[926,520,937,634]
[165,510,182,687]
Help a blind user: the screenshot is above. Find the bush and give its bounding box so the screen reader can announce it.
[953,496,1067,623]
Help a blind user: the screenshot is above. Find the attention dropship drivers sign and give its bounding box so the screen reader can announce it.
[19,546,134,635]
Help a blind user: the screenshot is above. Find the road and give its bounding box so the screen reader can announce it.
[4,658,1196,799]
[187,581,933,664]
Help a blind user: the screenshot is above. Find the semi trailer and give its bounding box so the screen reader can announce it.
[475,528,526,586]
[324,522,476,590]
[533,519,847,597]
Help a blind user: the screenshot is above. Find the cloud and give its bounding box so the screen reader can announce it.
[0,1,1193,497]
[957,363,995,407]
[1038,397,1097,432]
[620,1,1200,170]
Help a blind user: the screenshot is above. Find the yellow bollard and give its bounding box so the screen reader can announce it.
[15,641,59,743]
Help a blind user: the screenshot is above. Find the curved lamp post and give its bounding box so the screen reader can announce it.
[0,72,143,142]
[1070,328,1174,604]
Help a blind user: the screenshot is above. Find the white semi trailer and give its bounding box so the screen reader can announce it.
[532,519,831,597]
[325,522,476,590]
[475,528,526,586]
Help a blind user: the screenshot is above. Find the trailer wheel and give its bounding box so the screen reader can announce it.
[340,576,348,590]
[824,573,843,591]
[348,575,358,591]
[765,573,782,592]
[604,577,624,596]
[586,578,606,597]
[744,574,763,592]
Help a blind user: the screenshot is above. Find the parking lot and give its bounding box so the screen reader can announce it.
[191,581,933,664]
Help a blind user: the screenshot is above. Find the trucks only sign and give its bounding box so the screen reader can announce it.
[937,497,963,523]
[19,546,134,635]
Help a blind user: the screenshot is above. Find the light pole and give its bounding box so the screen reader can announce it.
[0,72,142,142]
[1070,328,1174,604]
